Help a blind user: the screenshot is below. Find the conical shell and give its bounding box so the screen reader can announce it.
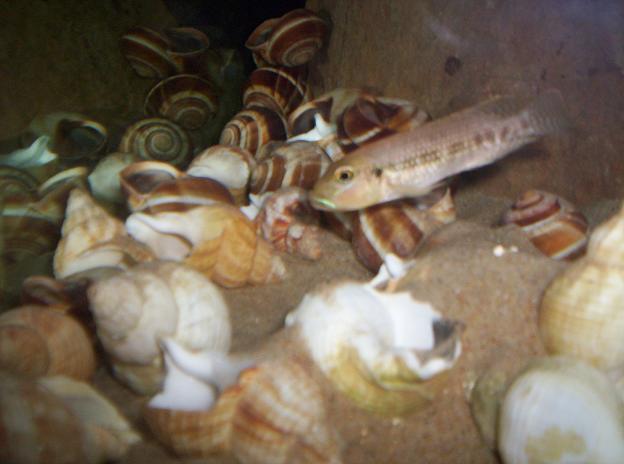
[498,356,624,464]
[0,305,96,380]
[285,281,463,416]
[87,261,231,394]
[539,201,624,371]
[126,204,287,287]
[53,189,154,278]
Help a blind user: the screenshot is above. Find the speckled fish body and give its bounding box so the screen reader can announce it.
[310,90,568,211]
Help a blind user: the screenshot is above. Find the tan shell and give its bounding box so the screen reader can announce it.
[88,151,141,206]
[0,374,139,464]
[53,188,154,279]
[126,204,287,287]
[0,305,95,380]
[144,357,343,463]
[119,160,183,211]
[539,201,624,372]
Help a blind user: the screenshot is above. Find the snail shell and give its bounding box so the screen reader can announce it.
[498,356,624,464]
[219,106,288,157]
[286,281,463,416]
[245,8,328,67]
[0,374,139,464]
[0,165,39,197]
[186,144,256,205]
[144,340,342,463]
[87,261,232,394]
[120,26,178,78]
[53,189,154,279]
[352,189,456,272]
[163,27,211,75]
[118,117,192,167]
[0,135,59,183]
[500,189,589,260]
[126,204,286,287]
[36,166,90,221]
[0,305,96,380]
[119,160,183,211]
[88,152,141,207]
[254,186,323,259]
[539,201,624,372]
[242,66,308,116]
[249,140,332,195]
[144,74,219,131]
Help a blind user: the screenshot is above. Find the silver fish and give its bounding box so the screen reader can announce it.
[309,90,569,211]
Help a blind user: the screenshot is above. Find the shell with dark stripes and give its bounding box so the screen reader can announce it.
[120,26,178,79]
[219,106,288,157]
[249,141,331,195]
[119,118,192,167]
[245,8,328,67]
[243,66,308,116]
[500,189,589,260]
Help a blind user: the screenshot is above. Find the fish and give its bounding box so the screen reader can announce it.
[309,90,569,211]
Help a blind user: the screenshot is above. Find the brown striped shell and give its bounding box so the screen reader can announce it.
[144,74,219,131]
[119,160,183,211]
[500,189,589,260]
[249,140,331,195]
[219,106,288,157]
[242,66,308,116]
[245,8,328,67]
[120,26,178,78]
[352,190,456,272]
[119,117,193,167]
[254,187,323,259]
[0,305,96,380]
[163,27,211,75]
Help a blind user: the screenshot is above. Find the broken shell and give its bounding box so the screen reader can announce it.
[126,204,286,287]
[144,74,219,131]
[249,140,332,195]
[87,261,232,394]
[500,189,589,260]
[0,305,96,380]
[144,340,342,463]
[53,189,154,279]
[119,117,192,167]
[0,374,140,464]
[498,356,624,464]
[286,281,463,415]
[242,66,308,116]
[352,190,456,272]
[186,144,256,205]
[88,151,141,206]
[539,201,624,372]
[219,106,288,157]
[254,186,323,259]
[245,9,328,67]
[120,26,178,78]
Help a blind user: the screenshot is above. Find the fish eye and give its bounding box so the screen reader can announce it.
[335,166,354,183]
[373,167,383,177]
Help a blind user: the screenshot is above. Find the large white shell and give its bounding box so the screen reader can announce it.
[498,356,624,464]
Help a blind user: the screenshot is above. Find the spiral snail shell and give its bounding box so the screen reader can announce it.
[219,106,288,157]
[144,74,219,131]
[118,117,193,167]
[242,66,308,116]
[163,27,211,75]
[500,189,589,260]
[245,8,328,67]
[120,26,178,79]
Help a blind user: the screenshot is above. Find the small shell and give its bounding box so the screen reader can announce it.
[0,374,140,464]
[245,9,328,67]
[498,356,624,464]
[120,26,178,78]
[88,151,141,206]
[249,140,332,194]
[352,191,456,272]
[0,305,96,380]
[126,204,286,287]
[186,145,256,205]
[25,112,108,163]
[242,66,308,116]
[500,189,589,260]
[539,201,624,372]
[163,27,211,75]
[87,261,232,394]
[119,160,183,211]
[144,74,219,131]
[219,106,288,157]
[36,166,90,221]
[0,165,39,197]
[0,135,59,182]
[286,281,463,416]
[53,189,154,279]
[119,117,192,167]
[144,340,342,463]
[254,186,323,259]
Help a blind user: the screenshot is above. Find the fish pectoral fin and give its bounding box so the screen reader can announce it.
[392,179,448,199]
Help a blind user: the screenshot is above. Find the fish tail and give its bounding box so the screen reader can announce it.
[522,89,571,136]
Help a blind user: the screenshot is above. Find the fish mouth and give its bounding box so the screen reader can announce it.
[309,196,336,211]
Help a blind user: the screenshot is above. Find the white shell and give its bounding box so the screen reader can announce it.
[498,356,624,464]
